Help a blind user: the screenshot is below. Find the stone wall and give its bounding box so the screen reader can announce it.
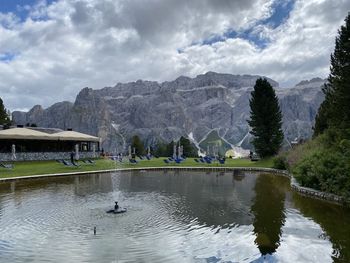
[0,152,98,161]
[232,167,347,204]
[290,176,346,204]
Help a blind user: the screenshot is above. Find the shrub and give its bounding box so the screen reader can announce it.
[272,155,289,170]
[292,149,350,198]
[286,134,327,168]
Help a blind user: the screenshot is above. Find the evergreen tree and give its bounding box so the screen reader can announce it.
[179,136,198,157]
[0,97,11,127]
[313,100,328,136]
[166,140,175,157]
[154,140,167,157]
[314,13,350,135]
[248,78,284,158]
[131,135,145,155]
[154,137,197,157]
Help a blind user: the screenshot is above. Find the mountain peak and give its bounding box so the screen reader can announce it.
[296,77,325,87]
[12,72,322,153]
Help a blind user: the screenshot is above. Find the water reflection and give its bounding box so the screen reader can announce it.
[0,171,349,262]
[118,170,256,227]
[292,192,350,263]
[74,174,113,196]
[276,209,333,263]
[251,174,286,255]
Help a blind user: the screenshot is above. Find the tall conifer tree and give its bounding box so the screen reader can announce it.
[0,97,11,126]
[248,78,284,158]
[314,13,350,135]
[179,136,197,157]
[131,135,145,155]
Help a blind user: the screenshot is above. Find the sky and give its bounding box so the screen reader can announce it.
[0,0,349,111]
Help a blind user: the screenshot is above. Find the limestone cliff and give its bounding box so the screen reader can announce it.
[12,72,325,153]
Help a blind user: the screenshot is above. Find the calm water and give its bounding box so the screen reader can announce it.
[0,170,349,263]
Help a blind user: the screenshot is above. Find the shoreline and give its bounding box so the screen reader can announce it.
[0,166,348,205]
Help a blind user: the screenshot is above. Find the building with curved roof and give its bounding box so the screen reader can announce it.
[0,127,100,161]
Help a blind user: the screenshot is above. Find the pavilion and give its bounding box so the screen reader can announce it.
[0,127,100,161]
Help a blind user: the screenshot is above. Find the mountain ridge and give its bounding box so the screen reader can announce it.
[12,72,324,154]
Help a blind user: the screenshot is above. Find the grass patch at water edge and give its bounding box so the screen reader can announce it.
[0,157,274,179]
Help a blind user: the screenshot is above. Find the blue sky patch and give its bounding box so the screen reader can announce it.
[0,0,56,22]
[225,28,270,49]
[0,52,17,63]
[262,0,295,29]
[198,0,295,49]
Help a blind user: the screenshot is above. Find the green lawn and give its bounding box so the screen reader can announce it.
[0,157,274,179]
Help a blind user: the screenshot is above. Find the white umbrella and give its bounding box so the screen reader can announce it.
[92,144,96,158]
[173,143,177,159]
[11,144,16,161]
[75,144,80,161]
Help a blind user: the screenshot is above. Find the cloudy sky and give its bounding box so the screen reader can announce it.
[0,0,349,111]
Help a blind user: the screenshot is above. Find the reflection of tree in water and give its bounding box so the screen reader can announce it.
[74,173,113,196]
[292,193,350,263]
[251,174,286,255]
[232,169,246,182]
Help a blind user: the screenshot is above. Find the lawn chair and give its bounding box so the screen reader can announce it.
[0,163,14,169]
[129,159,138,164]
[62,160,73,166]
[62,160,80,167]
[219,159,225,164]
[82,159,95,165]
[205,159,212,164]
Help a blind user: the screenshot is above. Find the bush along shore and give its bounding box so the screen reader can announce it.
[280,132,350,202]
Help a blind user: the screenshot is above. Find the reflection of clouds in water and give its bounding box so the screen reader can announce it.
[0,172,341,262]
[275,209,333,263]
[130,217,260,262]
[182,224,259,262]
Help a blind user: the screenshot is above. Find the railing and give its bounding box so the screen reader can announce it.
[0,151,98,161]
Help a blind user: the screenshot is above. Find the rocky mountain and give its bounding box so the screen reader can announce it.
[12,72,325,155]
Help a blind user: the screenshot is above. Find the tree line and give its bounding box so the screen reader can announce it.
[131,135,198,157]
[288,13,350,198]
[0,97,11,128]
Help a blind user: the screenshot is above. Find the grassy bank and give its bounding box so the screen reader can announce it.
[0,157,274,179]
[286,131,350,199]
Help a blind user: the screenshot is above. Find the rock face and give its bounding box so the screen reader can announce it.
[12,72,325,153]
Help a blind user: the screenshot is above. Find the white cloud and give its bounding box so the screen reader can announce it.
[0,0,349,111]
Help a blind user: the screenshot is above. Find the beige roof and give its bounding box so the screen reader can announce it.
[0,128,54,140]
[0,128,99,142]
[52,131,99,142]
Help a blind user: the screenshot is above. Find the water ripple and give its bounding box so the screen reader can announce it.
[0,171,347,262]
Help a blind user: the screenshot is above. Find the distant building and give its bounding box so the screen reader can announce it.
[0,127,100,161]
[291,137,303,147]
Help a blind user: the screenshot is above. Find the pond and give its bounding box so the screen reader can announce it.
[0,170,349,263]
